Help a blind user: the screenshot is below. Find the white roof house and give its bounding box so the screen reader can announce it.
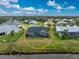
[24,20,38,25]
[57,20,68,26]
[56,25,79,32]
[29,20,38,24]
[63,19,67,21]
[55,19,61,21]
[24,20,29,22]
[69,19,74,21]
[77,18,79,20]
[56,25,79,37]
[0,25,20,34]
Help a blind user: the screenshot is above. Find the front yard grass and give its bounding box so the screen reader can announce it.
[0,30,24,43]
[0,30,24,53]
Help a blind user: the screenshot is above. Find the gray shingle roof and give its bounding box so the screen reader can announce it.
[26,27,48,38]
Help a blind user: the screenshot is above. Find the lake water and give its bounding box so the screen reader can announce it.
[0,24,20,34]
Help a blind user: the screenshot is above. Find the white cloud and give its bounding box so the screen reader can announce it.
[0,0,48,16]
[47,0,56,6]
[47,0,62,10]
[0,0,9,2]
[56,5,62,10]
[37,9,48,14]
[0,1,21,9]
[0,0,20,9]
[47,0,76,12]
[0,0,18,3]
[22,7,48,14]
[0,9,7,14]
[22,7,35,12]
[6,4,21,9]
[66,6,76,10]
[12,10,36,15]
[57,10,61,12]
[11,7,48,15]
[0,1,10,7]
[13,11,21,14]
[10,0,18,3]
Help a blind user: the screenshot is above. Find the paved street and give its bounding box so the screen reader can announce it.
[0,54,79,59]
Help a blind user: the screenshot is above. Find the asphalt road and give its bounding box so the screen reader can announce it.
[0,54,79,59]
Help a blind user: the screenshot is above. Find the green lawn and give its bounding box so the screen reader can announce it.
[1,22,79,54]
[38,22,45,27]
[0,30,24,43]
[9,23,79,53]
[44,23,79,53]
[0,30,24,53]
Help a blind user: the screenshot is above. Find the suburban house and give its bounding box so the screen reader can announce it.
[29,20,38,24]
[55,19,61,22]
[23,20,30,24]
[24,20,38,25]
[7,20,20,25]
[44,19,53,27]
[56,25,79,37]
[0,24,20,36]
[56,20,68,26]
[26,27,49,38]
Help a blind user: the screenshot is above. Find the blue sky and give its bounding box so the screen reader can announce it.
[0,0,79,16]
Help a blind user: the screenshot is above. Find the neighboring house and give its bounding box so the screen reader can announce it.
[77,18,79,20]
[69,19,74,21]
[24,20,38,25]
[55,19,61,22]
[56,25,79,37]
[44,19,53,27]
[13,20,20,25]
[7,20,20,25]
[63,19,67,21]
[26,27,49,38]
[23,20,30,24]
[29,20,38,24]
[57,20,68,26]
[0,24,20,36]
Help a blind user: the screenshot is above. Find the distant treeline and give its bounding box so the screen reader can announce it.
[0,16,79,24]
